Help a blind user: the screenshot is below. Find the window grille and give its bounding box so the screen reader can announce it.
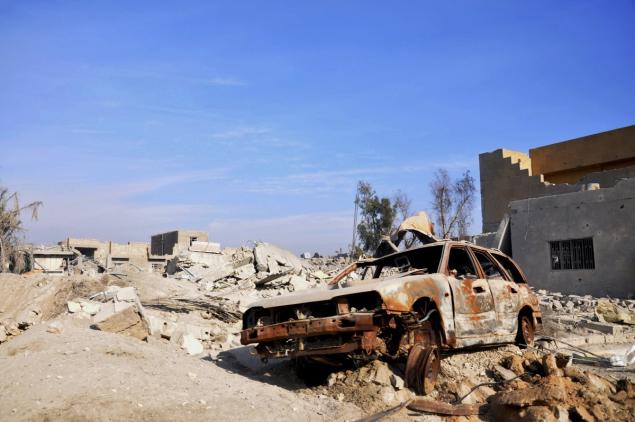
[549,238,594,270]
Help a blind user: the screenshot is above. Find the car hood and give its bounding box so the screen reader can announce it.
[245,273,445,310]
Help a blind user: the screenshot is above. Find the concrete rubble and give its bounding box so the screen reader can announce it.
[164,241,343,308]
[538,289,635,344]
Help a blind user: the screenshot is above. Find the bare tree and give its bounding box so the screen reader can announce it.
[429,169,476,239]
[392,190,412,229]
[0,187,43,273]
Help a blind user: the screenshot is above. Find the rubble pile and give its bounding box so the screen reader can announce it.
[539,290,635,315]
[487,351,635,421]
[166,241,347,304]
[308,360,414,414]
[538,290,635,341]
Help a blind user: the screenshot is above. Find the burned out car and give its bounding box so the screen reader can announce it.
[240,238,541,394]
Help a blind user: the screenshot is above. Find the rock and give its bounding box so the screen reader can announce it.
[570,405,594,422]
[47,321,64,334]
[494,364,518,381]
[489,379,567,407]
[390,373,405,390]
[115,287,139,302]
[564,366,589,384]
[326,372,338,387]
[311,270,330,280]
[267,258,280,274]
[0,325,6,342]
[596,299,635,325]
[585,373,615,394]
[67,301,82,313]
[92,306,149,341]
[502,355,525,375]
[93,301,133,323]
[234,264,256,280]
[180,334,204,355]
[372,362,393,386]
[288,275,310,292]
[79,301,101,315]
[3,320,20,336]
[542,354,562,377]
[379,386,396,405]
[254,242,304,273]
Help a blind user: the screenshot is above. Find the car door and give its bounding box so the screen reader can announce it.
[472,249,519,335]
[446,246,498,339]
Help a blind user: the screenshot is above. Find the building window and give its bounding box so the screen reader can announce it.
[549,238,595,270]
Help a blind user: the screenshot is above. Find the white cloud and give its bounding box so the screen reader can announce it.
[203,77,245,86]
[210,127,270,140]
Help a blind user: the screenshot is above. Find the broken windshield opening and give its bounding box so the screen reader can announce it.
[371,244,443,279]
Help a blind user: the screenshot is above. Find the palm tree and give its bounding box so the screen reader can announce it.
[0,187,43,273]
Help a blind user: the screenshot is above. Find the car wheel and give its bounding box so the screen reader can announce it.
[405,344,440,395]
[516,314,535,347]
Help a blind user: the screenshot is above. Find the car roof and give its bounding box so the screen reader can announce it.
[360,239,513,265]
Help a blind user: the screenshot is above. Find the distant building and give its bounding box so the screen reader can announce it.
[477,125,635,297]
[58,238,161,272]
[150,230,209,256]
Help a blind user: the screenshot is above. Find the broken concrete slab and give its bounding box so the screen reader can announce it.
[92,306,149,341]
[79,300,101,316]
[288,275,310,292]
[180,334,204,355]
[67,301,82,313]
[253,242,304,273]
[189,241,221,254]
[234,264,256,280]
[115,287,139,302]
[493,364,518,381]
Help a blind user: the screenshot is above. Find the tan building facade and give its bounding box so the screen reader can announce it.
[477,125,635,297]
[479,125,635,232]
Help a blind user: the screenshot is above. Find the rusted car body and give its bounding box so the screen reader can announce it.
[240,239,541,393]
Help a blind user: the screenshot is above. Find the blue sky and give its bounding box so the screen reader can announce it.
[1,1,633,254]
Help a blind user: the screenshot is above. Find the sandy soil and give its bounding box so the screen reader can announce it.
[0,316,360,421]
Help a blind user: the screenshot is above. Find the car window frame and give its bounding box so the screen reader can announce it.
[446,245,480,279]
[471,248,509,281]
[491,252,528,284]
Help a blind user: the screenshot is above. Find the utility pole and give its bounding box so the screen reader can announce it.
[349,190,359,262]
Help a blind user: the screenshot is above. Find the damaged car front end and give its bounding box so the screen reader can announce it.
[240,216,541,394]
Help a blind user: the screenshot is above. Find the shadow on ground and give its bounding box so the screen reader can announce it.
[207,346,309,391]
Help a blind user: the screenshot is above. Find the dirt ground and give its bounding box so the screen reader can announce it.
[0,316,360,421]
[1,271,634,422]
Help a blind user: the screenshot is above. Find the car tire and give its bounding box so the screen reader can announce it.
[516,313,535,347]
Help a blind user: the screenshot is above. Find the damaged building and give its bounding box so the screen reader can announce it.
[28,230,215,275]
[477,125,635,297]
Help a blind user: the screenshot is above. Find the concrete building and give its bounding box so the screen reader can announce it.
[478,125,635,298]
[479,125,635,232]
[31,247,75,274]
[509,178,634,297]
[58,238,157,272]
[150,230,208,256]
